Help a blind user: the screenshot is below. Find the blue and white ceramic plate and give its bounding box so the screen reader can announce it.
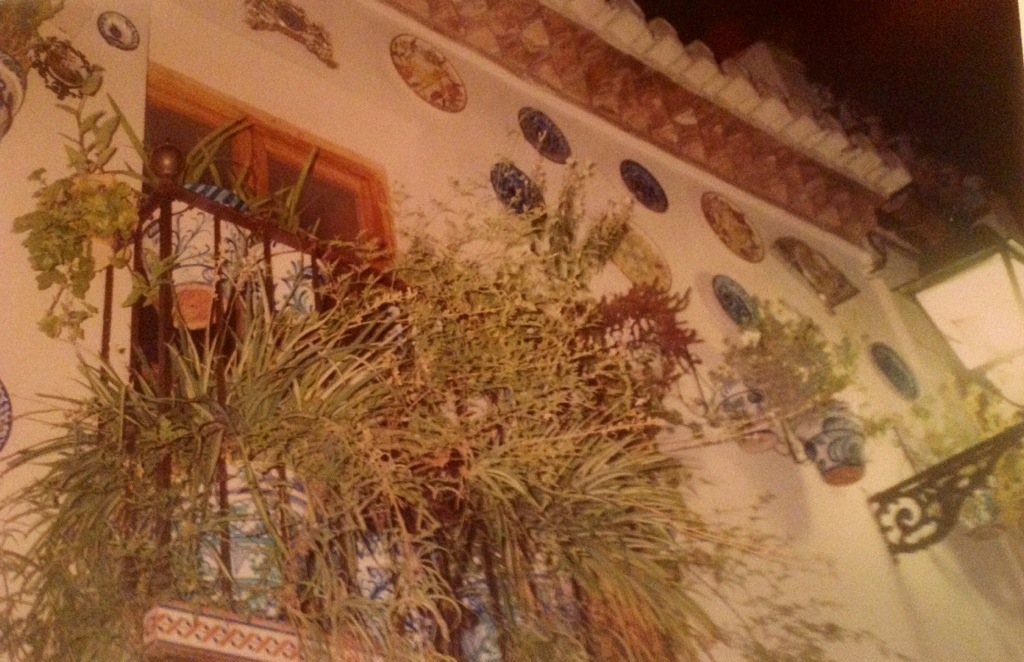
[712,274,758,329]
[870,342,919,400]
[490,162,544,214]
[620,160,668,212]
[518,107,571,164]
[97,11,140,51]
[0,378,11,454]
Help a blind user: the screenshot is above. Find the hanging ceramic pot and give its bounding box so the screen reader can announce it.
[0,50,27,143]
[145,187,249,329]
[797,400,866,486]
[717,380,777,454]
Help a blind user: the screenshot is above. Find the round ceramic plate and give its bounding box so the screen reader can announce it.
[701,191,764,263]
[390,34,467,113]
[0,51,27,140]
[870,342,919,400]
[97,11,140,51]
[0,377,11,454]
[610,224,672,287]
[712,274,758,328]
[620,160,668,213]
[490,162,544,214]
[518,107,571,164]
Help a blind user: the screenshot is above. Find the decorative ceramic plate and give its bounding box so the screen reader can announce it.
[97,11,140,51]
[390,34,467,113]
[701,191,764,262]
[620,160,668,213]
[712,274,759,329]
[611,225,672,287]
[870,342,919,400]
[0,51,27,140]
[0,377,11,454]
[518,107,571,164]
[490,162,544,214]
[774,236,859,310]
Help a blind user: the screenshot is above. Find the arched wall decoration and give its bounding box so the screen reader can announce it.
[773,236,859,311]
[244,0,338,69]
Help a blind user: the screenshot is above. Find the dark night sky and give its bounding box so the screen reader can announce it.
[634,0,1024,212]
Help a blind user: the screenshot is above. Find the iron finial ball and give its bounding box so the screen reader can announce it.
[151,143,184,181]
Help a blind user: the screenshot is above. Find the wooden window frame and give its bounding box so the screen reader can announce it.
[146,63,395,256]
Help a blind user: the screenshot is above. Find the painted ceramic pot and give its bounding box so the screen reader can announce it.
[459,574,503,662]
[145,187,250,329]
[256,242,323,315]
[199,462,308,618]
[717,380,776,453]
[0,50,27,143]
[798,401,866,486]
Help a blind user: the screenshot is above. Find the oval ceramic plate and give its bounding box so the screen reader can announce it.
[870,342,919,400]
[0,51,27,140]
[712,274,758,329]
[390,34,467,113]
[97,11,140,51]
[774,236,859,310]
[0,377,11,454]
[518,107,571,164]
[611,224,672,287]
[701,191,764,263]
[620,160,668,213]
[490,162,544,214]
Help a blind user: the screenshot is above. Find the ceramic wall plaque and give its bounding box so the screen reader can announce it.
[774,236,859,310]
[711,274,758,329]
[870,342,919,400]
[518,107,571,164]
[490,161,544,214]
[611,225,672,287]
[620,160,668,212]
[244,0,337,68]
[390,34,467,113]
[32,37,103,100]
[701,191,764,262]
[97,11,140,51]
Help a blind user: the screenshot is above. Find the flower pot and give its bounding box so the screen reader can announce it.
[0,49,27,142]
[718,381,776,454]
[199,462,308,618]
[145,190,249,329]
[797,401,866,486]
[262,241,323,315]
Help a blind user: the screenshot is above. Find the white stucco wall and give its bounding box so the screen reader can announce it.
[1,0,1022,659]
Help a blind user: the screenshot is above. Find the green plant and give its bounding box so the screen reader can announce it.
[13,96,138,339]
[719,298,857,422]
[0,172,905,661]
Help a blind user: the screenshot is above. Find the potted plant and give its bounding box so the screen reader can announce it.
[0,0,64,141]
[719,298,863,484]
[13,96,138,339]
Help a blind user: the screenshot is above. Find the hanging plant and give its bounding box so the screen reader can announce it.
[12,96,138,339]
